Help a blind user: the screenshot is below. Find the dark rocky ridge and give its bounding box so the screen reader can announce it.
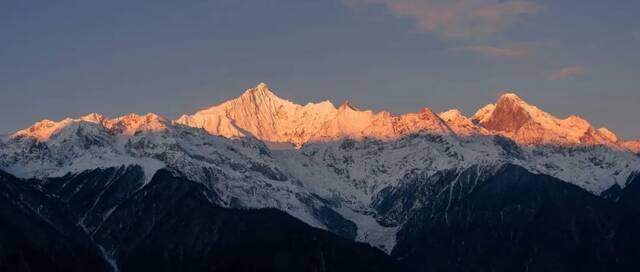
[0,169,404,272]
[0,171,111,272]
[392,164,640,272]
[2,163,639,272]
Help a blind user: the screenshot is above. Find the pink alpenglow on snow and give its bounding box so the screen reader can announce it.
[13,83,640,154]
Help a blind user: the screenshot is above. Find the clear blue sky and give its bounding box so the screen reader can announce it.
[1,0,639,139]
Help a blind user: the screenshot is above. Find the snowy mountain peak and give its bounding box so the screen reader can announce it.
[173,86,635,149]
[3,83,640,254]
[175,83,338,146]
[12,119,72,142]
[12,85,634,156]
[241,82,277,98]
[598,128,619,143]
[338,100,357,111]
[12,112,172,142]
[498,92,524,103]
[438,109,484,136]
[175,84,464,147]
[439,109,464,118]
[79,113,108,123]
[480,93,535,133]
[108,113,169,135]
[256,82,269,89]
[417,107,434,115]
[474,92,620,146]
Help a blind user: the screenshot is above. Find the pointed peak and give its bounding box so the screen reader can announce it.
[378,110,393,118]
[489,92,542,120]
[479,92,536,133]
[244,82,274,95]
[497,92,525,104]
[417,107,436,115]
[237,82,284,104]
[338,100,357,111]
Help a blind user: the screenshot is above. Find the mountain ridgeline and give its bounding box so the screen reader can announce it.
[1,83,640,272]
[0,168,403,272]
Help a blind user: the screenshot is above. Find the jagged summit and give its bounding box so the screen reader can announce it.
[256,82,269,90]
[109,113,169,135]
[13,112,170,142]
[176,83,459,147]
[497,92,524,102]
[13,119,73,142]
[338,100,357,111]
[241,82,277,98]
[480,92,535,133]
[10,84,638,152]
[79,113,107,123]
[437,109,484,136]
[472,92,621,146]
[2,83,640,265]
[175,83,338,145]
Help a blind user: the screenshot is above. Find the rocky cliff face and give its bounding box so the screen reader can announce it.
[472,93,619,146]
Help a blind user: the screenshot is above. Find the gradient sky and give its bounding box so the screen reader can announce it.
[1,0,639,139]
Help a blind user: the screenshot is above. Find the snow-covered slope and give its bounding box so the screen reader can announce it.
[177,84,636,151]
[176,83,452,147]
[4,113,170,179]
[471,93,619,146]
[2,113,315,221]
[437,109,486,136]
[279,133,638,206]
[0,111,394,249]
[171,86,640,249]
[273,133,640,249]
[2,82,639,253]
[175,83,338,147]
[622,140,640,154]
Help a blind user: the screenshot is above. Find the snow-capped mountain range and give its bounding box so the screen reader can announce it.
[175,83,451,148]
[1,83,639,252]
[175,83,636,149]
